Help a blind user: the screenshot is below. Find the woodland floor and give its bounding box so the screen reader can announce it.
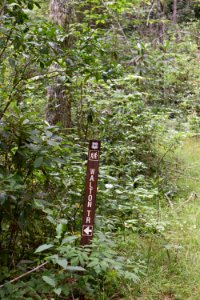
[132,137,200,300]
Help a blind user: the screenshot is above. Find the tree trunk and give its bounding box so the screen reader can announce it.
[157,0,165,44]
[172,0,177,23]
[47,81,72,128]
[47,0,75,128]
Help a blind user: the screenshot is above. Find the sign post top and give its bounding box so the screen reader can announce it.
[89,140,101,151]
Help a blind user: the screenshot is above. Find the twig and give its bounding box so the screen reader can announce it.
[0,262,48,288]
[0,0,7,24]
[174,192,198,213]
[146,1,156,27]
[165,193,174,208]
[157,141,177,168]
[178,31,200,40]
[180,192,198,207]
[101,0,135,55]
[27,69,66,82]
[0,28,14,60]
[0,60,32,120]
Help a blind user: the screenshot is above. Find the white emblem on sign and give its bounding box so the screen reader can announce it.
[82,225,93,236]
[89,150,99,161]
[91,142,99,150]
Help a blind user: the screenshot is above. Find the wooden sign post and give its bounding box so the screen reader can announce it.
[80,140,101,246]
[79,141,101,300]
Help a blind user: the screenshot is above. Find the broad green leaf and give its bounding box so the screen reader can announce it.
[54,288,62,296]
[22,119,30,125]
[87,259,99,268]
[56,223,65,239]
[55,257,68,269]
[8,58,15,68]
[47,215,56,224]
[35,244,53,253]
[34,157,43,168]
[65,266,85,272]
[62,236,78,244]
[42,275,56,287]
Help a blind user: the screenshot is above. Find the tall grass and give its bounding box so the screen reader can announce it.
[124,138,200,300]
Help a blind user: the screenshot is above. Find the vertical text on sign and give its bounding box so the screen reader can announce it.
[85,168,96,223]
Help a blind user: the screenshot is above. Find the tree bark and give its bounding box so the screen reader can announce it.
[157,0,165,44]
[172,0,177,23]
[47,0,75,128]
[47,82,72,128]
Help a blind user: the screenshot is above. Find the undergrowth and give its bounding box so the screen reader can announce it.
[118,137,200,300]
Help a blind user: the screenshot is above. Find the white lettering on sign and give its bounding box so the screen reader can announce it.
[89,175,94,182]
[89,181,93,188]
[86,216,91,223]
[86,168,95,216]
[87,201,92,208]
[90,169,95,175]
[83,162,99,231]
[88,195,93,201]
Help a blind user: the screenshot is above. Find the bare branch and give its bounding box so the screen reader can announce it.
[0,28,14,60]
[0,60,32,120]
[0,262,48,288]
[146,1,156,27]
[0,0,6,23]
[101,0,135,55]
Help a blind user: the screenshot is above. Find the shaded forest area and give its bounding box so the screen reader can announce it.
[0,0,200,299]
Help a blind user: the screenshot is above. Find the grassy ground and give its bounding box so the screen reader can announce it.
[125,137,200,300]
[96,137,200,300]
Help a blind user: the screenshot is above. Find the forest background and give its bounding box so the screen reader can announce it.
[0,0,200,299]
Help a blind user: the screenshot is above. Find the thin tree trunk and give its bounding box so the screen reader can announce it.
[47,0,75,128]
[47,83,72,128]
[157,0,165,44]
[172,0,177,23]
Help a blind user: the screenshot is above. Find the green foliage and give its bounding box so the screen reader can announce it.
[0,0,200,299]
[0,108,83,267]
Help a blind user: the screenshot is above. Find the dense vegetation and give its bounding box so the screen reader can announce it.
[0,0,200,299]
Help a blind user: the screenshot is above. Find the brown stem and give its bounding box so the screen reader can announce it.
[0,60,32,120]
[0,262,48,288]
[0,28,14,60]
[172,0,177,24]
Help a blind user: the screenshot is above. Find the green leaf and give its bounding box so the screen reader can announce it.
[55,257,68,269]
[122,271,140,283]
[8,58,15,68]
[22,119,30,125]
[87,259,99,268]
[0,193,6,205]
[42,275,56,287]
[62,236,78,244]
[47,215,56,224]
[65,266,85,272]
[34,2,41,9]
[54,288,62,296]
[34,157,43,168]
[35,244,54,253]
[56,223,65,239]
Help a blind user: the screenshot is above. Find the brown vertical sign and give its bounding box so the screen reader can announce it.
[80,140,101,246]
